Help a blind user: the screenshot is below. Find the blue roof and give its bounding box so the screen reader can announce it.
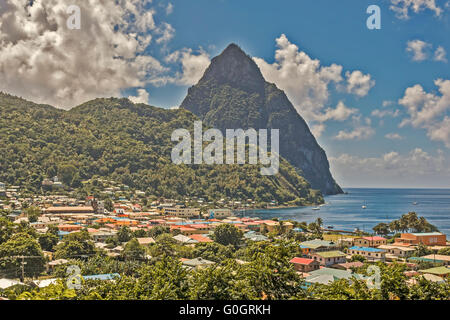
[349,246,385,252]
[83,273,120,281]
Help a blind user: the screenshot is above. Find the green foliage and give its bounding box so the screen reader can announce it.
[122,238,146,261]
[54,230,96,259]
[212,224,243,247]
[0,232,45,279]
[0,93,323,205]
[38,232,59,251]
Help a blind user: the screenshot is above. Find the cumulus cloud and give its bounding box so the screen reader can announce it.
[334,116,375,141]
[345,71,375,97]
[406,40,431,61]
[128,89,150,104]
[166,3,174,15]
[385,133,404,140]
[329,148,450,187]
[390,0,443,19]
[399,79,450,147]
[371,108,401,118]
[434,46,448,62]
[165,48,211,86]
[0,0,173,109]
[253,34,374,137]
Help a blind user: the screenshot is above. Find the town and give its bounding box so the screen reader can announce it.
[0,178,449,300]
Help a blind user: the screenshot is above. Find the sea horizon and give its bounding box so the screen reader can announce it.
[244,187,450,236]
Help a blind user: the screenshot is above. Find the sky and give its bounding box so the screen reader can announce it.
[0,0,449,188]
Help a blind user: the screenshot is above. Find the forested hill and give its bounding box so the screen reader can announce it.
[0,92,323,206]
[181,44,342,195]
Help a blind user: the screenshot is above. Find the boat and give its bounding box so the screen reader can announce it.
[327,226,334,229]
[413,201,418,205]
[312,207,320,211]
[362,205,367,209]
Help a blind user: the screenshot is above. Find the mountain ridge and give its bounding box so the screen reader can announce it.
[181,44,342,195]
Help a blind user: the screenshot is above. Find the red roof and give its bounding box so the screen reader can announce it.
[189,234,213,243]
[363,236,386,241]
[289,257,315,265]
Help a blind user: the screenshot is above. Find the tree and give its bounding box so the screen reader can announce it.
[122,238,146,261]
[0,233,46,280]
[116,226,132,243]
[373,223,389,236]
[104,198,114,212]
[38,232,59,251]
[24,206,41,223]
[54,230,96,259]
[0,217,14,244]
[350,255,366,263]
[212,224,243,247]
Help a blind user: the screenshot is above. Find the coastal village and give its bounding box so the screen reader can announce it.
[0,178,449,299]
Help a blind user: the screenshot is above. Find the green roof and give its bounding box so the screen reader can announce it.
[308,267,366,281]
[410,232,443,236]
[299,240,336,249]
[315,250,346,258]
[418,266,450,275]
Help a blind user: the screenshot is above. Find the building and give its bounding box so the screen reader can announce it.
[299,240,338,255]
[309,251,347,266]
[136,237,156,246]
[418,266,450,278]
[377,244,415,259]
[304,267,366,286]
[354,236,387,247]
[208,209,232,219]
[349,246,386,261]
[289,257,320,273]
[163,207,200,218]
[394,232,446,246]
[181,257,215,270]
[44,206,95,214]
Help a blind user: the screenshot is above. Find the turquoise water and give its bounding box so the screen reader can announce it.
[244,188,450,236]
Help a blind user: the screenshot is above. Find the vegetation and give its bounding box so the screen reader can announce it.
[0,92,323,206]
[373,212,438,235]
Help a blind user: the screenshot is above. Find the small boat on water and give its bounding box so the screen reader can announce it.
[362,205,367,209]
[312,207,320,211]
[413,201,419,205]
[327,226,334,229]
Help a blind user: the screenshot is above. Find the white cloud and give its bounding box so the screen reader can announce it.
[385,133,404,140]
[434,46,448,62]
[399,79,450,147]
[253,34,374,136]
[155,22,175,44]
[329,148,450,187]
[128,89,150,104]
[406,40,431,61]
[334,116,375,141]
[166,3,174,15]
[371,108,401,118]
[0,0,173,109]
[390,0,443,19]
[345,71,375,97]
[382,100,395,107]
[165,48,211,86]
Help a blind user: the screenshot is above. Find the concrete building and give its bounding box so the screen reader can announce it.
[309,251,347,266]
[290,257,320,273]
[349,246,386,261]
[394,232,446,246]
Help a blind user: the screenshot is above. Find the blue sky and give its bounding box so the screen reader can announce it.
[1,0,449,187]
[138,0,450,188]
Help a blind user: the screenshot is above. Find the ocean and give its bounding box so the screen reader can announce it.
[243,188,450,236]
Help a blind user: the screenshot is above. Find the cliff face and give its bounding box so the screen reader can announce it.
[180,44,343,195]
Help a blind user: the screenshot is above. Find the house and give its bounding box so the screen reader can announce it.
[289,257,320,273]
[188,234,213,243]
[377,244,415,259]
[331,261,364,271]
[44,206,95,214]
[163,207,200,218]
[348,246,386,261]
[0,278,25,289]
[83,273,120,281]
[304,267,366,286]
[136,237,156,246]
[395,232,446,246]
[309,251,347,266]
[299,240,338,255]
[244,231,268,242]
[419,254,450,266]
[182,257,215,270]
[418,266,450,278]
[354,236,387,247]
[173,234,198,244]
[208,209,232,219]
[47,259,69,272]
[57,224,83,232]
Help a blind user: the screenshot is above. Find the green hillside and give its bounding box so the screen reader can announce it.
[0,92,323,206]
